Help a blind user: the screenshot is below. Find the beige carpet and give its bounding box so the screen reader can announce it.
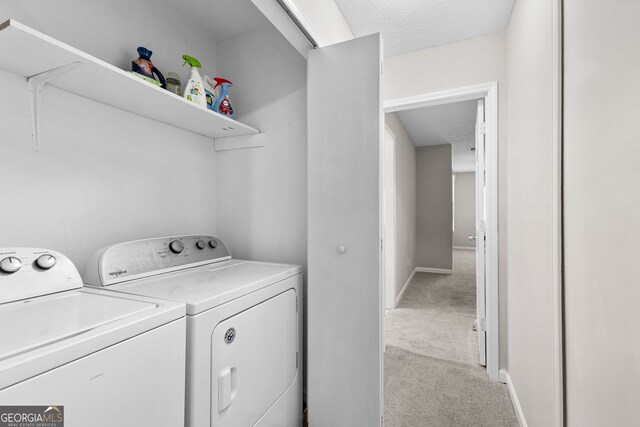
[384,249,518,427]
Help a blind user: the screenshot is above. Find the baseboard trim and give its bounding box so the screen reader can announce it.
[395,268,415,307]
[415,267,453,275]
[453,246,475,251]
[504,370,528,427]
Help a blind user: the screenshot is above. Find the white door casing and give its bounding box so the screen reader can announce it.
[384,82,499,381]
[475,99,487,367]
[383,125,397,310]
[307,33,383,426]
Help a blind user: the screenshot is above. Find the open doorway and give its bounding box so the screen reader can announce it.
[383,98,484,359]
[381,83,504,425]
[382,82,499,376]
[381,83,509,424]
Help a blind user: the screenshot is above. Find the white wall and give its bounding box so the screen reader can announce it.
[385,113,416,300]
[0,0,218,85]
[505,0,556,425]
[384,32,509,367]
[564,1,640,425]
[415,145,453,270]
[384,32,505,100]
[0,0,220,273]
[215,24,308,273]
[453,172,475,248]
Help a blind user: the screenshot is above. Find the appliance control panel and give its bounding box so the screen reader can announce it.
[84,235,231,287]
[0,248,83,304]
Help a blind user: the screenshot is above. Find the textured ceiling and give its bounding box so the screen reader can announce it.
[397,100,477,147]
[396,100,477,172]
[334,0,515,57]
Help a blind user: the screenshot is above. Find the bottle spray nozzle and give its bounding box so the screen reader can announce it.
[182,55,202,68]
[213,77,232,89]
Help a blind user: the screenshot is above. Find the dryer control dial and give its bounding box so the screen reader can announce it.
[169,240,184,254]
[196,240,206,250]
[208,239,218,249]
[36,254,57,270]
[0,257,22,273]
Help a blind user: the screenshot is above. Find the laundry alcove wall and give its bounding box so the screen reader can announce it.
[0,0,308,277]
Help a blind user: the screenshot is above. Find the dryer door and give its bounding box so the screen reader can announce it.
[211,289,298,426]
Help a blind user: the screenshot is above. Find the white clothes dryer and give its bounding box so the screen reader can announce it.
[0,247,186,427]
[84,235,303,427]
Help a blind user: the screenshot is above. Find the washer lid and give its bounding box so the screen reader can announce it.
[0,288,185,390]
[0,290,156,361]
[108,260,302,315]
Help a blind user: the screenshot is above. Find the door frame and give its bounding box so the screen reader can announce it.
[384,82,500,381]
[474,98,487,367]
[383,124,397,310]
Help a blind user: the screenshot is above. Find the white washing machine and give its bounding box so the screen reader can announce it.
[83,235,303,427]
[0,247,186,427]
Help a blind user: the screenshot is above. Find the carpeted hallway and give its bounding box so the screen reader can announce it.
[384,249,518,427]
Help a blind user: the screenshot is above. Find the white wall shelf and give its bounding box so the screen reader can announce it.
[0,19,259,150]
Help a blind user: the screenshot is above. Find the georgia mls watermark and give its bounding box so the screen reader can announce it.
[0,406,64,427]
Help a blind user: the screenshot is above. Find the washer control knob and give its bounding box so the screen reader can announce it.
[36,254,57,270]
[208,239,218,249]
[169,240,184,254]
[0,257,22,273]
[196,240,206,250]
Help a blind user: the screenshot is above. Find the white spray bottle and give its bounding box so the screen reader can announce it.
[182,55,207,108]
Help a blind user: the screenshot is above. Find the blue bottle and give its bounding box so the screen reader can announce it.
[131,47,166,88]
[212,78,236,119]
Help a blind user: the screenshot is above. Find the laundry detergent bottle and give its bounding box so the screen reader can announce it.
[212,78,236,119]
[203,75,218,111]
[182,55,206,108]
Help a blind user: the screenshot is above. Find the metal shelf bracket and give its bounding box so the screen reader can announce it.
[27,61,82,151]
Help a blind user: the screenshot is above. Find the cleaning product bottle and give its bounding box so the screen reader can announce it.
[131,47,166,88]
[203,75,218,111]
[212,78,236,119]
[182,55,206,108]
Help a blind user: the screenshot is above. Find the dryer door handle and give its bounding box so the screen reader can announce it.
[218,367,238,412]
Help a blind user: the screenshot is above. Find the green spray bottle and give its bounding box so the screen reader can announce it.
[182,55,206,108]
